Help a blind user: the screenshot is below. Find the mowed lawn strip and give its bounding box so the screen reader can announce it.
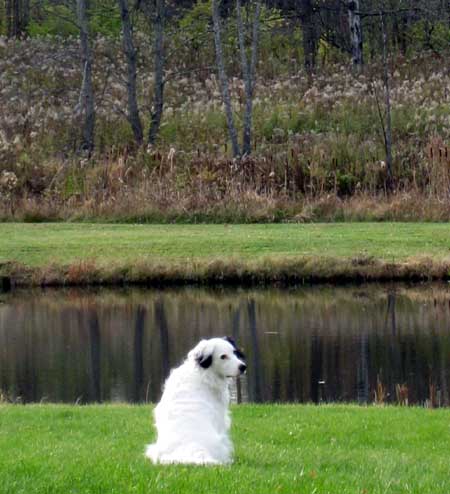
[1,222,450,266]
[0,404,449,494]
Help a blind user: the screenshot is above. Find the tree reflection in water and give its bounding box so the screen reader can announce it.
[1,284,450,405]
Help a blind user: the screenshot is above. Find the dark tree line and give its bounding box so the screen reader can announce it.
[4,0,448,61]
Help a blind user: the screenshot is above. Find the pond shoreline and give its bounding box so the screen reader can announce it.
[2,255,449,289]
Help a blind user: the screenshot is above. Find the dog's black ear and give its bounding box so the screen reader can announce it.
[188,339,214,369]
[224,336,246,361]
[223,336,237,349]
[197,354,213,369]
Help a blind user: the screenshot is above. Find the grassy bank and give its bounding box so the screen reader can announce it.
[1,404,449,494]
[1,222,450,286]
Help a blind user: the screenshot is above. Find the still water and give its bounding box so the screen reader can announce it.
[1,284,450,405]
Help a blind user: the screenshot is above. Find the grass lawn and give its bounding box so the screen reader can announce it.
[1,222,450,265]
[1,223,450,286]
[1,404,449,494]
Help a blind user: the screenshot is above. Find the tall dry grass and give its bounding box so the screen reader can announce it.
[1,37,450,222]
[2,145,450,222]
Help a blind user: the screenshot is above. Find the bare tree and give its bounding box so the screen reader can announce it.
[348,0,363,69]
[21,0,29,35]
[75,0,96,154]
[212,0,261,157]
[212,0,241,157]
[236,0,261,156]
[5,0,12,36]
[148,0,165,146]
[5,0,29,38]
[117,0,144,146]
[380,10,393,191]
[298,0,317,73]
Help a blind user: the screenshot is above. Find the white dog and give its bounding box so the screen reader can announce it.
[145,337,247,465]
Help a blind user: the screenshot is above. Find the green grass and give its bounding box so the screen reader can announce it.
[1,222,450,266]
[2,223,450,286]
[1,404,449,494]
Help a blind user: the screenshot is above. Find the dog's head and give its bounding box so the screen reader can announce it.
[188,337,247,378]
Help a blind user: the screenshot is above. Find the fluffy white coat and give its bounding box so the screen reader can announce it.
[146,338,246,465]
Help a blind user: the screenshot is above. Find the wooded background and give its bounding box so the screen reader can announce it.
[0,1,449,221]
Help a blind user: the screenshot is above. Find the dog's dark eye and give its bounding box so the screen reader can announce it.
[220,354,228,360]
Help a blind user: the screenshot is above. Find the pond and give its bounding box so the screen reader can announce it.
[1,284,450,405]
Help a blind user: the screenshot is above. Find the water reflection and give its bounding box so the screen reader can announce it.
[1,284,450,405]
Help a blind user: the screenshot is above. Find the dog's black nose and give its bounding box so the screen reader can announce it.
[239,364,247,373]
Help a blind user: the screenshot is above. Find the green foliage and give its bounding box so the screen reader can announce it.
[251,7,302,76]
[95,119,135,153]
[63,172,85,199]
[28,0,121,37]
[175,0,214,67]
[178,0,211,51]
[289,111,331,135]
[262,111,284,141]
[408,20,450,53]
[336,172,358,195]
[89,2,121,36]
[28,4,79,37]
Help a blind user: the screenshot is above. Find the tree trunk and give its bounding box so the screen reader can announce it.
[76,0,96,155]
[380,11,393,192]
[393,11,409,56]
[212,0,241,157]
[21,0,30,36]
[299,0,316,73]
[6,0,12,38]
[6,0,29,38]
[117,0,144,146]
[236,0,261,156]
[148,0,165,146]
[348,0,363,69]
[13,0,20,36]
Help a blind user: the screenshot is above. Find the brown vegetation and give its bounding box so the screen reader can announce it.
[1,36,450,223]
[2,253,450,288]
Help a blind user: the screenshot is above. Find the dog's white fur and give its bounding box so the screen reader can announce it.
[145,338,246,465]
